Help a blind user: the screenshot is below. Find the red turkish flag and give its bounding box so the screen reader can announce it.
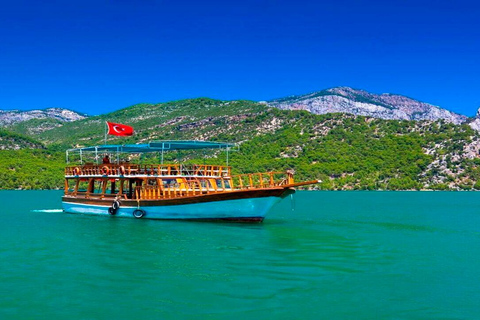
[106,121,134,136]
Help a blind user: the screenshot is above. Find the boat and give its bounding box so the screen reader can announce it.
[62,140,319,222]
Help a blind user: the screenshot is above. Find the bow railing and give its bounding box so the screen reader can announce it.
[134,172,295,200]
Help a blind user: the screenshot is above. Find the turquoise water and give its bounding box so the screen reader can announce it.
[1,191,479,319]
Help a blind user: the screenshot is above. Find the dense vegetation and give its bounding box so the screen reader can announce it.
[0,129,45,150]
[0,149,63,189]
[1,98,480,190]
[225,112,476,190]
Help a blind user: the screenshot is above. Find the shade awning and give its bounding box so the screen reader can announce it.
[67,140,236,154]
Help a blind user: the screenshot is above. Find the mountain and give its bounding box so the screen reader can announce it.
[467,107,480,132]
[2,96,480,191]
[3,97,480,191]
[268,87,468,125]
[0,108,87,126]
[26,98,268,147]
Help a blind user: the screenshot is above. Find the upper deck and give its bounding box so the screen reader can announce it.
[65,163,231,178]
[65,140,236,179]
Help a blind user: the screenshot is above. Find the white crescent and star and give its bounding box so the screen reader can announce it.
[112,125,125,133]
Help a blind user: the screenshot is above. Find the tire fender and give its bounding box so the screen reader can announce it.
[133,209,146,219]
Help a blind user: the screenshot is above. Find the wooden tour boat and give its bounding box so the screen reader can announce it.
[62,141,319,222]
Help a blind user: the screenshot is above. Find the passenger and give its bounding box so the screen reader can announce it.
[102,155,110,164]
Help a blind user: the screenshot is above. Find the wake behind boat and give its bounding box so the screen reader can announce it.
[62,140,318,222]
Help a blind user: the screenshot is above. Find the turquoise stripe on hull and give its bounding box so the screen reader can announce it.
[62,196,281,220]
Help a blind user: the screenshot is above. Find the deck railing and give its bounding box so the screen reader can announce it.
[64,170,296,200]
[134,172,295,200]
[230,172,293,189]
[65,164,231,177]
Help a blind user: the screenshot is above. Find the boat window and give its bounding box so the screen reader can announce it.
[162,179,178,187]
[224,180,231,189]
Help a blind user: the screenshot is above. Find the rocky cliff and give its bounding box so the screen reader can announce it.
[0,108,87,126]
[268,87,468,125]
[467,107,480,132]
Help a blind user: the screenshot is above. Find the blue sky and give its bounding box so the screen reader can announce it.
[0,0,479,116]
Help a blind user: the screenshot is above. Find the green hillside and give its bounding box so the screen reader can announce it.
[0,150,64,189]
[2,98,480,190]
[33,98,267,147]
[0,128,45,150]
[0,129,62,189]
[7,118,64,136]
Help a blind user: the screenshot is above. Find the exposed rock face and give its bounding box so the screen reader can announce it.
[468,107,480,132]
[268,87,467,125]
[0,108,87,126]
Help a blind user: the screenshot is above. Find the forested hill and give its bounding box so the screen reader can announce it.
[17,98,267,147]
[0,129,45,150]
[0,129,62,189]
[2,98,480,190]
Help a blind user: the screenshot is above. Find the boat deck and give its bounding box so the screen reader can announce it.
[63,163,316,201]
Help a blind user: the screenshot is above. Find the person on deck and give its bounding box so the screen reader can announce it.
[102,155,110,164]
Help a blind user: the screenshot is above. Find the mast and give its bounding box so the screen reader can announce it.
[104,121,107,145]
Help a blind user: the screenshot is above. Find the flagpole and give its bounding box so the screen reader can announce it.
[104,121,107,145]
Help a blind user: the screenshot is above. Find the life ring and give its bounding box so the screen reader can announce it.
[119,166,126,175]
[73,167,81,175]
[102,166,110,175]
[133,209,146,219]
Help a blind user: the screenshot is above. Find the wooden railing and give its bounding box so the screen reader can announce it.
[135,172,295,200]
[65,164,231,177]
[230,172,293,189]
[64,171,296,200]
[68,191,119,198]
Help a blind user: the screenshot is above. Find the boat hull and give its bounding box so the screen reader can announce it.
[62,188,294,222]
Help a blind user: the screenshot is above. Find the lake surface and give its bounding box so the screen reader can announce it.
[0,191,479,319]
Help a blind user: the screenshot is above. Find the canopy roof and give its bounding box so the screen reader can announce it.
[67,140,236,154]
